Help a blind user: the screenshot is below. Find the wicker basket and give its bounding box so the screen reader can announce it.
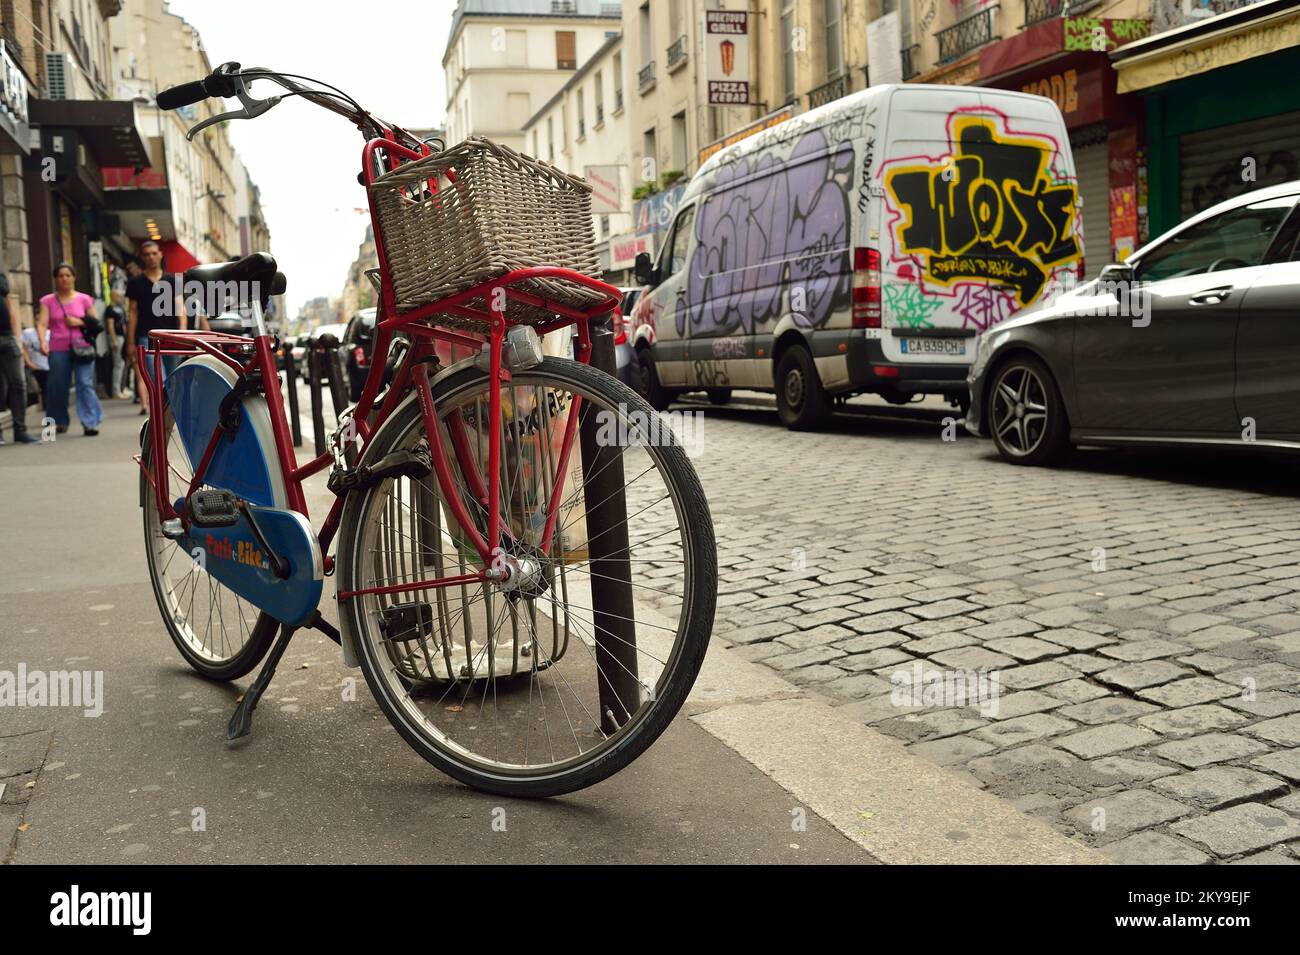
[371,137,604,330]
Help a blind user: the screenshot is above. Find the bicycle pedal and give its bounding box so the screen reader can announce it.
[190,489,241,527]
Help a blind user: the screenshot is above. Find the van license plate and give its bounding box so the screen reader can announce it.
[900,338,966,357]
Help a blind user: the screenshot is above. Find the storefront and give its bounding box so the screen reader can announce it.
[980,16,1150,275]
[1112,0,1300,239]
[23,98,150,300]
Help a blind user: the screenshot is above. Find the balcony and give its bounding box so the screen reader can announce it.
[807,74,848,109]
[1023,0,1066,27]
[902,44,920,81]
[638,60,656,94]
[936,5,999,65]
[551,0,577,12]
[667,35,688,73]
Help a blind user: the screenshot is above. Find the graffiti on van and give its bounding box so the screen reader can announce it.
[881,108,1081,330]
[683,127,852,338]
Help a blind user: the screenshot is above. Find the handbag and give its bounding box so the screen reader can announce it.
[55,297,97,365]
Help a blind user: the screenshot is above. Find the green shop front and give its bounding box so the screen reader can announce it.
[1112,0,1300,241]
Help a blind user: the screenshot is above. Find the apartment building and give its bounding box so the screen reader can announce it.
[0,0,152,320]
[522,32,637,280]
[442,0,622,151]
[108,0,249,273]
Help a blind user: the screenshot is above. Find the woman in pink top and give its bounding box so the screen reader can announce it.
[37,262,103,435]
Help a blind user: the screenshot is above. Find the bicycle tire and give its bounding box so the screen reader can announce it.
[336,357,717,797]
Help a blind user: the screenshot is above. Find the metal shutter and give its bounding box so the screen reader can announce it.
[1075,139,1111,279]
[1180,111,1300,220]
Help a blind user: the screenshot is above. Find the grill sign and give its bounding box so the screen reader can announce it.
[705,11,750,105]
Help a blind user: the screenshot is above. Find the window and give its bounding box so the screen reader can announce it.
[576,89,586,138]
[506,93,531,129]
[593,70,604,123]
[824,0,843,79]
[547,116,555,162]
[556,31,576,69]
[1137,196,1298,283]
[781,1,796,104]
[643,127,658,181]
[506,29,527,66]
[613,53,624,107]
[671,111,687,172]
[668,205,696,276]
[639,3,652,63]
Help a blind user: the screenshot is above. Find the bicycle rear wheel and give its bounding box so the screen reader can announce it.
[336,357,716,797]
[140,412,278,680]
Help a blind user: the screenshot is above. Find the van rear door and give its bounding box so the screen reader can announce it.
[877,87,1081,367]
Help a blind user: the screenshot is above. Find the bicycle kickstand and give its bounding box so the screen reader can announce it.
[226,623,297,740]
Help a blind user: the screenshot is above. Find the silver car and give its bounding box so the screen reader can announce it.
[967,181,1300,466]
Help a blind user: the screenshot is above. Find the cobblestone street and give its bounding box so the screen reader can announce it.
[687,394,1300,865]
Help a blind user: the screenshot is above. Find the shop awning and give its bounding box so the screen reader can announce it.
[26,98,150,167]
[160,240,201,273]
[1111,0,1300,93]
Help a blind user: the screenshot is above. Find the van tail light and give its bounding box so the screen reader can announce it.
[612,309,628,346]
[852,247,882,328]
[353,346,368,366]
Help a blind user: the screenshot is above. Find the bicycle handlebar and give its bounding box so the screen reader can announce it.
[156,79,208,110]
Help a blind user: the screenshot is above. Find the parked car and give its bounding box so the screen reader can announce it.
[966,181,1300,466]
[340,307,378,401]
[629,83,1080,428]
[613,288,640,390]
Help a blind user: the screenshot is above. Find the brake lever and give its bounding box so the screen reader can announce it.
[185,70,281,141]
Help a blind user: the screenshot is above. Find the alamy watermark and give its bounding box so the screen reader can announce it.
[0,664,104,717]
[593,405,705,458]
[891,663,1001,718]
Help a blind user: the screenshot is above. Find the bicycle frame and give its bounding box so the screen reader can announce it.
[136,128,622,611]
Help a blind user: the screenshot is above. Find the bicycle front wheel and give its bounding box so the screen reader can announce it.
[336,357,716,797]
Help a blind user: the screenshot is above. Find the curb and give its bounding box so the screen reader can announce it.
[677,625,1106,864]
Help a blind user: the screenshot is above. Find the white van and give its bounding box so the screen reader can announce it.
[629,84,1083,429]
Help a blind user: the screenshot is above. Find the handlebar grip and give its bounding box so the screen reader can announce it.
[157,79,209,110]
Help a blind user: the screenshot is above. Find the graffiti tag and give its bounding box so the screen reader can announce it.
[883,113,1081,304]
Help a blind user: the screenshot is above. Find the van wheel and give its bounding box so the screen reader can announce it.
[636,346,671,411]
[775,346,831,431]
[706,388,731,406]
[988,355,1069,467]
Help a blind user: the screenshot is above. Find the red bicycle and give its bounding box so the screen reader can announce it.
[136,63,716,797]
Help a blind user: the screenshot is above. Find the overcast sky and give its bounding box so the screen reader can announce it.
[165,0,456,318]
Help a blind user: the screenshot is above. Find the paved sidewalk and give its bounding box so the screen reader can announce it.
[680,393,1300,865]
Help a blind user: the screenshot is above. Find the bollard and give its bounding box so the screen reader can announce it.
[284,346,302,448]
[308,341,326,457]
[577,316,640,735]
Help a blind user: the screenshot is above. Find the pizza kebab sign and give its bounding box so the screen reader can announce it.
[705,11,751,105]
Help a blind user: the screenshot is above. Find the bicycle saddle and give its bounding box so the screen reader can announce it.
[185,251,286,309]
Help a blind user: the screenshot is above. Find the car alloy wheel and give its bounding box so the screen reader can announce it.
[991,364,1049,458]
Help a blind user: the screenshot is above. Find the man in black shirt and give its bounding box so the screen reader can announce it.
[125,240,187,415]
[0,272,37,444]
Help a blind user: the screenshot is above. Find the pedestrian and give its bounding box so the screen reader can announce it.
[37,263,103,436]
[20,321,49,411]
[0,271,38,444]
[126,241,187,417]
[104,288,130,398]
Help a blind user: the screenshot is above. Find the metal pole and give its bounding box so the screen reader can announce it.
[285,347,302,448]
[309,341,326,457]
[578,316,640,735]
